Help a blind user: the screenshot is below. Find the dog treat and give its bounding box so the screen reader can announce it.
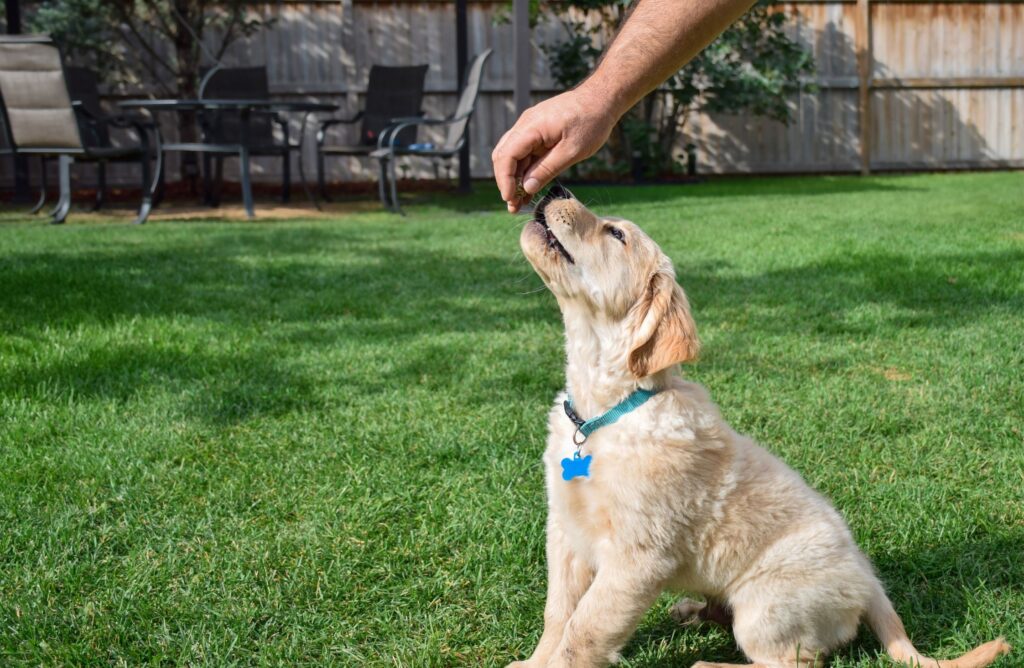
[514,178,528,201]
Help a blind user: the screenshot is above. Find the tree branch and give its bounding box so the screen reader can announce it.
[214,5,242,62]
[111,3,178,89]
[148,0,181,51]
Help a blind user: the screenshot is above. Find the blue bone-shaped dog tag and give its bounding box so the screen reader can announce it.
[561,451,592,481]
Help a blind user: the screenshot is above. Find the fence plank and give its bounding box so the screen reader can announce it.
[4,0,1021,191]
[856,0,872,173]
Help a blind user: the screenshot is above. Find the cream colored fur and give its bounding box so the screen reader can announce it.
[509,193,1010,668]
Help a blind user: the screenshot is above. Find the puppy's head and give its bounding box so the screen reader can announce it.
[520,186,700,378]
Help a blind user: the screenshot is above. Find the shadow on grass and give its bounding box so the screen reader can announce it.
[2,227,1021,424]
[616,531,1023,667]
[3,239,1018,340]
[0,228,554,423]
[0,229,548,339]
[681,249,1024,337]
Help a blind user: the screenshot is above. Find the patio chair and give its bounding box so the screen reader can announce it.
[199,65,296,205]
[65,66,160,213]
[0,36,157,224]
[315,64,428,201]
[371,50,492,215]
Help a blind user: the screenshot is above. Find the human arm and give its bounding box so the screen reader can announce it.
[492,0,758,212]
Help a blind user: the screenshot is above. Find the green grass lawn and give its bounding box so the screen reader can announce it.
[1,173,1022,667]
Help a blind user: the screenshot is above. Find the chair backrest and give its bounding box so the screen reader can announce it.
[361,64,428,146]
[200,65,271,100]
[0,36,83,150]
[444,50,492,151]
[65,66,110,148]
[199,65,274,144]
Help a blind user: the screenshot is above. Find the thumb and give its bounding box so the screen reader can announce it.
[521,143,579,195]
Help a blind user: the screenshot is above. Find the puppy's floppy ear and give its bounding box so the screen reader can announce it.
[628,270,700,378]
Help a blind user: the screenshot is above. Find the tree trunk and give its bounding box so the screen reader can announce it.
[173,0,201,190]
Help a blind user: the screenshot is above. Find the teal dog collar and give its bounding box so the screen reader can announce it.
[564,388,660,445]
[560,388,660,481]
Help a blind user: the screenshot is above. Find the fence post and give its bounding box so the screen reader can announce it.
[856,0,872,175]
[456,0,471,192]
[513,0,531,117]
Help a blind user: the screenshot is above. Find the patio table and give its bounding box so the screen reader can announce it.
[118,99,338,219]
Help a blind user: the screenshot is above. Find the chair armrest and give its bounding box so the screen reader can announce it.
[71,101,156,156]
[376,115,432,148]
[272,114,292,147]
[105,113,157,131]
[316,112,363,146]
[71,101,155,130]
[377,112,474,151]
[387,115,434,125]
[391,112,472,129]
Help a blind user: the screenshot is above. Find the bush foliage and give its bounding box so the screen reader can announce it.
[541,0,816,178]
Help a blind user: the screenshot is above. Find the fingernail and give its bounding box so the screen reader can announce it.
[523,178,540,193]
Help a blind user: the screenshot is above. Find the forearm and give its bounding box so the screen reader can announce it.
[579,0,758,117]
[491,0,760,208]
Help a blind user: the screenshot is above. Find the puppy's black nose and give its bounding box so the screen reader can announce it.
[534,183,576,225]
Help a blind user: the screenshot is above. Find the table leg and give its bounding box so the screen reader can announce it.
[239,107,255,219]
[240,146,254,219]
[91,161,107,212]
[134,121,163,224]
[51,154,73,224]
[297,111,321,211]
[29,156,48,215]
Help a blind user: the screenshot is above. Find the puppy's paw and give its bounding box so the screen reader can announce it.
[670,598,707,626]
[505,662,536,668]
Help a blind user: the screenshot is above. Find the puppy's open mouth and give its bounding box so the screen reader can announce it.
[534,207,575,264]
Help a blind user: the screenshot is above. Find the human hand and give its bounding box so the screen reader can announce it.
[492,86,618,213]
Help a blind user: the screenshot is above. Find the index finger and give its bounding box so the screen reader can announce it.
[492,126,545,203]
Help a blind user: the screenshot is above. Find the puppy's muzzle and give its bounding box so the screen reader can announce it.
[534,185,576,263]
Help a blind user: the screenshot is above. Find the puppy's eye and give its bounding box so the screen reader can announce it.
[606,226,626,244]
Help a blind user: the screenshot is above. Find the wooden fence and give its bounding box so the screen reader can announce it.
[684,0,1023,173]
[2,0,1022,187]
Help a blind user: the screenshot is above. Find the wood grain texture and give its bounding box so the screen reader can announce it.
[856,0,873,173]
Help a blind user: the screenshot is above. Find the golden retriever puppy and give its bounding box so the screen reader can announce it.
[509,186,1010,668]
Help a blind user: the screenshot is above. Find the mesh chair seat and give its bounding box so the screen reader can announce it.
[316,64,429,200]
[65,66,154,212]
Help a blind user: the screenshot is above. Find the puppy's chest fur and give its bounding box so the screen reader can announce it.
[539,385,835,596]
[541,389,728,575]
[543,405,624,564]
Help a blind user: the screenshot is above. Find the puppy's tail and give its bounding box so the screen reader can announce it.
[866,585,1010,668]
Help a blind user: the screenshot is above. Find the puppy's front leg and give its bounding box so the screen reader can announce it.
[508,519,594,668]
[547,561,663,668]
